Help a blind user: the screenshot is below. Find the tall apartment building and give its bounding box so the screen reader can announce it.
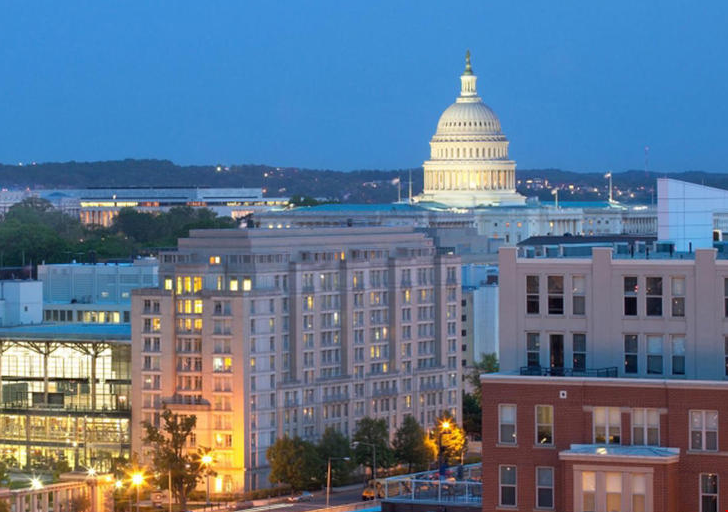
[480,241,728,510]
[131,227,462,492]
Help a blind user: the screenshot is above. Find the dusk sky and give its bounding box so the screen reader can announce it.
[1,1,727,173]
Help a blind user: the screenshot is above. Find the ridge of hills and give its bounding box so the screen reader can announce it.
[1,159,726,204]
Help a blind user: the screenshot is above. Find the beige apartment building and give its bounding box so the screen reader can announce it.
[498,243,728,381]
[131,227,461,491]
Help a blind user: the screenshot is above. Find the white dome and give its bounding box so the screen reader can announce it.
[436,101,502,136]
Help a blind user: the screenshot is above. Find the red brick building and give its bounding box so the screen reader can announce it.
[481,375,725,512]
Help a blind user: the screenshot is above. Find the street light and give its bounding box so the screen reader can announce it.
[326,457,351,508]
[201,453,214,508]
[131,472,144,512]
[29,477,43,490]
[437,420,452,477]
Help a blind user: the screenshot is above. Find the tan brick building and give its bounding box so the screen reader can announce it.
[131,227,461,491]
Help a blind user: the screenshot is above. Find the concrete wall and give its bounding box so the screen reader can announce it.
[0,280,42,326]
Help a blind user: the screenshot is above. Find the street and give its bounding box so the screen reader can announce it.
[228,487,369,512]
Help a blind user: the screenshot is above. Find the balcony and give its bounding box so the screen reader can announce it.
[519,366,619,378]
[373,387,398,397]
[322,392,349,403]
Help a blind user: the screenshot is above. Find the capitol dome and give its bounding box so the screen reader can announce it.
[435,99,502,136]
[417,51,525,208]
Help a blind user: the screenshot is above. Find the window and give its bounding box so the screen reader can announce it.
[690,410,718,451]
[499,465,516,507]
[594,407,621,444]
[624,335,638,374]
[624,276,638,316]
[632,408,659,445]
[582,471,596,512]
[499,404,516,444]
[572,275,585,315]
[725,337,728,377]
[700,474,718,512]
[725,278,728,317]
[646,335,663,374]
[671,277,685,317]
[527,333,540,368]
[526,276,539,314]
[535,405,553,445]
[632,473,646,512]
[536,467,553,509]
[606,472,622,512]
[573,333,586,372]
[671,336,685,375]
[645,277,662,316]
[547,276,564,315]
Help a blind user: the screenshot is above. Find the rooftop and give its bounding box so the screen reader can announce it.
[0,323,130,342]
[560,444,679,463]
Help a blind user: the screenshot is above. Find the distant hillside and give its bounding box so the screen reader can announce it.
[1,159,727,204]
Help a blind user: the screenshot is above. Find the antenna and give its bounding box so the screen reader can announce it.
[408,169,413,204]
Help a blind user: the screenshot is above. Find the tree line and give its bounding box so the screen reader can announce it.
[0,198,236,268]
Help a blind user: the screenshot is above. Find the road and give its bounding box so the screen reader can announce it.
[232,487,369,512]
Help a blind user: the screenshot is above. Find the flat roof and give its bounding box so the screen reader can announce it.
[0,323,130,342]
[560,444,679,463]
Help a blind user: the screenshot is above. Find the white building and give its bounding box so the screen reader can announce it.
[0,280,43,327]
[37,259,158,324]
[461,264,499,365]
[418,51,525,207]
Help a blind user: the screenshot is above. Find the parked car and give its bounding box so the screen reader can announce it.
[361,484,384,501]
[287,491,314,502]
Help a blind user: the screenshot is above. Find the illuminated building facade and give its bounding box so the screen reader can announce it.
[131,227,462,491]
[0,324,131,472]
[38,259,158,325]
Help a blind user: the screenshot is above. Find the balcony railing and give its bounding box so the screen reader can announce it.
[520,366,619,378]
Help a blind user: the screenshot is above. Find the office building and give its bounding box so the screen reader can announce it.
[0,280,42,327]
[131,227,462,491]
[38,259,158,324]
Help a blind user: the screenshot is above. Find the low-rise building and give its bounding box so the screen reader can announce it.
[480,374,724,511]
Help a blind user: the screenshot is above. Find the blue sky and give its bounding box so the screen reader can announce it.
[1,1,727,173]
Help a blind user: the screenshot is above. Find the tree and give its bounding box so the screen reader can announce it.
[462,392,482,439]
[432,412,468,466]
[352,417,393,479]
[466,353,499,405]
[267,437,323,490]
[392,416,434,472]
[316,428,354,487]
[142,409,208,511]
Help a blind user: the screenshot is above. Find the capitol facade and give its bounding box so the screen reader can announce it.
[418,52,526,207]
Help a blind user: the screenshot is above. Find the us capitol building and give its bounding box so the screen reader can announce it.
[252,53,656,258]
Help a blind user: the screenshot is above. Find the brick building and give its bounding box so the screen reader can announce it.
[480,375,723,512]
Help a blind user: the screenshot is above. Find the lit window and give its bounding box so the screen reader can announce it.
[243,278,252,291]
[535,405,553,445]
[229,279,239,292]
[209,256,221,265]
[164,278,173,290]
[593,407,620,444]
[582,471,596,512]
[605,473,621,512]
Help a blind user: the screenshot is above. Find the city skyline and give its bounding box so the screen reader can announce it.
[1,1,727,174]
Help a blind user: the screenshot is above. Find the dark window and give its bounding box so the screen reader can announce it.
[573,333,586,372]
[624,335,638,374]
[624,276,638,316]
[547,276,564,315]
[527,333,540,368]
[646,277,663,316]
[526,276,539,314]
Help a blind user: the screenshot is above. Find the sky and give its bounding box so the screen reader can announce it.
[1,1,727,173]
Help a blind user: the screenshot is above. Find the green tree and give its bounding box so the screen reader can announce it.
[462,392,482,439]
[316,428,354,487]
[352,417,393,479]
[392,416,434,472]
[288,195,320,207]
[142,409,209,511]
[432,412,468,466]
[267,437,323,491]
[466,353,499,404]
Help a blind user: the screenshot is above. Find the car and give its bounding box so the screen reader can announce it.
[287,491,314,502]
[361,485,384,501]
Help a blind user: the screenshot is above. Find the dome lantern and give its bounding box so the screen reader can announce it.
[459,50,478,100]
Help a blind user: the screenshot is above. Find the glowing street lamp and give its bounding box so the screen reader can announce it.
[201,453,214,508]
[131,472,144,512]
[437,419,453,477]
[30,477,43,490]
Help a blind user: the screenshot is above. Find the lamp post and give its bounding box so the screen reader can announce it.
[131,472,144,512]
[201,453,213,508]
[352,441,376,484]
[438,420,451,477]
[326,457,350,508]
